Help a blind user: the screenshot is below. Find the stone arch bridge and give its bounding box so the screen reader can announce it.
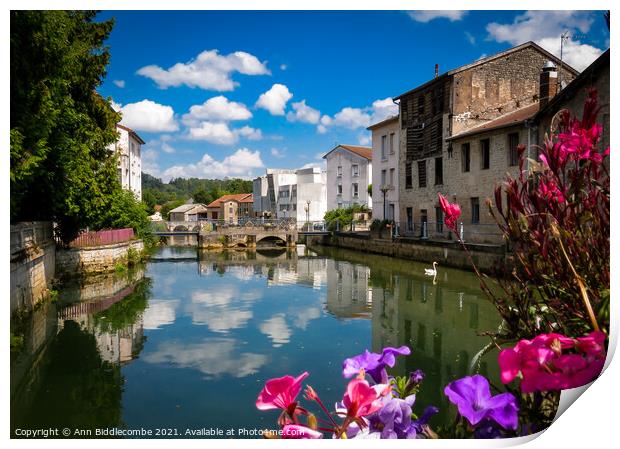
[152,221,297,249]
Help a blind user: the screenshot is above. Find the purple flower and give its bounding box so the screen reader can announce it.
[343,346,411,384]
[444,375,518,430]
[473,419,504,439]
[409,369,425,384]
[368,395,417,439]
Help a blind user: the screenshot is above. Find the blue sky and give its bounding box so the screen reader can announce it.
[96,10,609,181]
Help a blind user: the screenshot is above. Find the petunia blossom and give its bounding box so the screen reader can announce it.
[444,374,518,430]
[256,372,309,411]
[342,346,411,384]
[438,193,461,233]
[498,331,606,393]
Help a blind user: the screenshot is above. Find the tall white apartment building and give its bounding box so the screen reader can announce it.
[108,124,144,200]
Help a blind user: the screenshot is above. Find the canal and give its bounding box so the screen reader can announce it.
[11,244,502,437]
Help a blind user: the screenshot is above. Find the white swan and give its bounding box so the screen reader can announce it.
[424,262,438,276]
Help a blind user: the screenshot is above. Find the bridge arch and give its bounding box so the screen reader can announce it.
[256,235,287,247]
[173,225,188,232]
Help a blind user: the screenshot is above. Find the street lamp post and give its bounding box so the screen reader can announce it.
[305,200,311,230]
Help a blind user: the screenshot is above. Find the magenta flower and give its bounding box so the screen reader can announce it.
[281,424,323,439]
[438,193,461,233]
[256,372,309,412]
[343,346,411,384]
[498,331,606,393]
[444,375,518,430]
[341,377,385,419]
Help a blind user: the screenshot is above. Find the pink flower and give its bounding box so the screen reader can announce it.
[342,377,385,419]
[437,193,461,233]
[498,332,606,393]
[538,179,565,203]
[282,424,323,439]
[256,372,309,411]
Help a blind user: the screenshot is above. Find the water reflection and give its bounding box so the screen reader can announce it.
[12,245,503,436]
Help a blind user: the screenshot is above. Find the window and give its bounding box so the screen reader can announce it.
[406,207,413,231]
[352,183,359,197]
[508,133,519,166]
[434,157,443,185]
[389,133,395,154]
[381,136,387,160]
[461,143,471,172]
[436,207,444,233]
[389,168,395,186]
[480,139,490,170]
[337,183,342,195]
[337,165,342,176]
[381,169,387,186]
[471,197,480,224]
[352,164,359,177]
[417,95,425,115]
[447,145,453,159]
[405,162,413,189]
[418,160,427,188]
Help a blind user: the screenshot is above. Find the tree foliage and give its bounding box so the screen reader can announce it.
[10,11,131,243]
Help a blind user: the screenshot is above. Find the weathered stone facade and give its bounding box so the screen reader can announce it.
[396,42,578,242]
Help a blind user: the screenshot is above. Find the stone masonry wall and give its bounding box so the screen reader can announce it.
[10,222,56,313]
[56,240,144,278]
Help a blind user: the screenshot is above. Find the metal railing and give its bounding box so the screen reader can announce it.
[67,228,135,248]
[395,221,504,244]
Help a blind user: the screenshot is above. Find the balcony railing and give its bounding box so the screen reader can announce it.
[66,228,135,248]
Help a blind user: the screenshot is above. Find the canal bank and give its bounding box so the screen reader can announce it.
[307,232,512,274]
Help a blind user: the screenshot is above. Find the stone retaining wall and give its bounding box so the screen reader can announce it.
[311,232,511,273]
[10,222,56,313]
[56,240,144,278]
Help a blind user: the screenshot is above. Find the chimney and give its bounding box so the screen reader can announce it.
[435,64,439,78]
[539,60,558,109]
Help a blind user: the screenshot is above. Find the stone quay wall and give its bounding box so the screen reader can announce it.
[56,240,144,278]
[311,232,511,274]
[10,222,56,314]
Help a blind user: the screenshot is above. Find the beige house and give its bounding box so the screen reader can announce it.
[368,115,400,222]
[206,193,255,222]
[168,203,209,222]
[394,41,578,242]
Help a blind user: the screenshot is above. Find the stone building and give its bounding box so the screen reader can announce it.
[206,193,255,222]
[368,115,400,222]
[323,144,373,211]
[108,124,144,200]
[394,42,578,241]
[168,203,210,222]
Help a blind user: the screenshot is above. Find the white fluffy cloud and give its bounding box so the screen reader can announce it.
[161,148,264,181]
[357,133,371,146]
[183,96,252,125]
[286,100,321,124]
[137,49,270,91]
[113,79,125,88]
[318,97,398,133]
[256,83,293,115]
[270,148,285,158]
[408,10,466,23]
[486,11,603,71]
[186,122,263,145]
[118,99,179,133]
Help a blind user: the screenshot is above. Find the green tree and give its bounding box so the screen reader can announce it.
[10,11,121,243]
[192,189,212,205]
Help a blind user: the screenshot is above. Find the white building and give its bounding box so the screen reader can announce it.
[108,124,144,200]
[253,167,327,222]
[253,169,296,218]
[368,115,400,221]
[323,145,372,211]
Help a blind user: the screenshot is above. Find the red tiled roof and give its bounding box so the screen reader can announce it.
[447,103,539,141]
[206,193,253,208]
[323,144,372,160]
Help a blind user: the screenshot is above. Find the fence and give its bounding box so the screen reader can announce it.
[394,221,504,244]
[67,228,135,248]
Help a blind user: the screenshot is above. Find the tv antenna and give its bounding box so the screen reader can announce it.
[558,31,587,90]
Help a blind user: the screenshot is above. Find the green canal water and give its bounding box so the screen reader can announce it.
[11,245,502,438]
